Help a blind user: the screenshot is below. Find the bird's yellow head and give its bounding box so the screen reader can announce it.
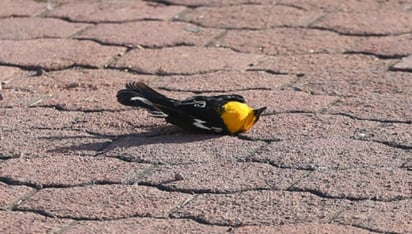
[221,101,266,134]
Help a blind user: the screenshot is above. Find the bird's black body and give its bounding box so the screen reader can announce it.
[116,82,265,134]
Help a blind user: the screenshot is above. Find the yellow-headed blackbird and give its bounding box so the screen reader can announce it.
[117,82,266,135]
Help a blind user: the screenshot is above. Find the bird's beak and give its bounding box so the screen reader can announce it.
[253,107,267,122]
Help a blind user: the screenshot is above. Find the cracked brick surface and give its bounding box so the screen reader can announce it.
[0,156,152,188]
[312,11,412,35]
[360,123,412,148]
[0,182,34,209]
[155,0,275,6]
[178,5,321,29]
[336,200,412,233]
[403,159,412,170]
[250,138,410,170]
[234,223,372,234]
[77,21,223,48]
[0,39,125,70]
[350,34,412,58]
[327,93,412,122]
[113,46,262,75]
[291,71,411,96]
[278,0,410,12]
[252,54,388,75]
[1,0,411,233]
[0,0,46,17]
[232,89,338,114]
[4,69,149,111]
[0,17,89,40]
[70,110,168,136]
[392,55,412,72]
[214,28,356,55]
[138,162,306,193]
[0,129,110,159]
[47,1,186,22]
[0,66,25,83]
[148,70,295,92]
[18,185,188,220]
[0,107,81,130]
[244,113,379,141]
[104,134,266,164]
[292,168,411,201]
[64,218,229,234]
[172,190,348,226]
[0,211,71,234]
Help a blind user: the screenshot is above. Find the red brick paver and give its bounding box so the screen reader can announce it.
[0,0,410,233]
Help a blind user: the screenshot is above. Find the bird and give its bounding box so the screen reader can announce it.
[116,82,266,135]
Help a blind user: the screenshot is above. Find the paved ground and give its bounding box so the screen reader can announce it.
[0,0,411,233]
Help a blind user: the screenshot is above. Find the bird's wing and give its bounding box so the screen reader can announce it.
[117,81,179,113]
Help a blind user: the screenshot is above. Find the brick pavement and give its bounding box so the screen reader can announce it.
[0,0,411,233]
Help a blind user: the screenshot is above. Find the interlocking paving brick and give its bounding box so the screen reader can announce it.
[0,129,110,159]
[252,54,407,96]
[0,88,51,108]
[70,110,167,136]
[5,69,151,111]
[278,0,408,12]
[0,66,25,84]
[18,185,188,220]
[251,54,388,75]
[65,217,229,234]
[293,168,411,200]
[0,107,80,130]
[0,17,89,40]
[234,223,371,234]
[232,90,338,114]
[104,134,266,164]
[244,113,378,142]
[0,156,151,188]
[250,138,410,170]
[155,0,275,6]
[326,93,412,122]
[113,46,262,75]
[375,72,412,95]
[178,5,321,29]
[215,28,356,55]
[139,162,306,193]
[77,21,222,48]
[0,0,46,17]
[0,39,125,70]
[146,71,294,92]
[172,190,348,226]
[392,55,412,72]
[0,182,34,209]
[312,11,412,35]
[360,123,412,148]
[350,34,412,58]
[48,1,185,22]
[336,200,412,233]
[0,211,70,234]
[403,159,412,170]
[291,71,412,96]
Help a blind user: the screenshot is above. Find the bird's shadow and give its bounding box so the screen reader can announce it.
[45,125,225,155]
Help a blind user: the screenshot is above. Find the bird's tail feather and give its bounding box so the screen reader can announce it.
[117,82,173,115]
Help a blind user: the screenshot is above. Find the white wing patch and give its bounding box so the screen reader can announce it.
[149,111,168,118]
[131,96,152,106]
[211,127,222,132]
[193,119,223,132]
[193,119,211,130]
